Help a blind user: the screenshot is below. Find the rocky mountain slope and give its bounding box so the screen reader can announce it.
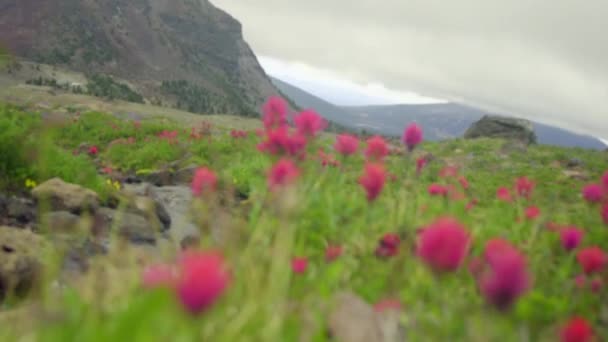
[271,77,607,149]
[0,0,279,116]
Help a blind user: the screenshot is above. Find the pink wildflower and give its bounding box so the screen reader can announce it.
[439,166,459,178]
[191,168,218,196]
[325,245,343,262]
[496,187,512,202]
[176,250,230,315]
[359,163,386,202]
[576,247,607,274]
[479,243,531,311]
[525,206,541,220]
[375,233,401,258]
[257,127,307,157]
[466,198,479,211]
[458,176,470,190]
[582,184,604,203]
[428,184,448,197]
[88,146,98,156]
[334,134,359,156]
[294,109,327,137]
[292,257,308,274]
[560,227,584,251]
[262,96,288,130]
[402,123,423,151]
[560,317,594,342]
[364,136,389,161]
[267,159,300,191]
[416,157,427,175]
[515,176,535,199]
[416,217,470,272]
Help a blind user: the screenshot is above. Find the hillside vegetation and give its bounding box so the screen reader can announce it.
[0,97,608,342]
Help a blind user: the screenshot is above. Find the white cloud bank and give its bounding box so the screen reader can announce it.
[258,56,444,106]
[213,0,608,140]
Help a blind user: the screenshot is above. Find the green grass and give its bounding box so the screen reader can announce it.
[1,104,608,341]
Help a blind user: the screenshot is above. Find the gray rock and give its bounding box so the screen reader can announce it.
[141,170,173,187]
[566,158,584,168]
[126,196,171,232]
[173,165,198,185]
[464,115,537,145]
[150,186,199,246]
[62,239,107,274]
[93,208,156,245]
[0,226,46,302]
[40,211,81,234]
[5,196,36,226]
[32,178,99,213]
[328,292,405,342]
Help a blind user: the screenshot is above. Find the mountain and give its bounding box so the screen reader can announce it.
[0,0,280,116]
[271,77,607,149]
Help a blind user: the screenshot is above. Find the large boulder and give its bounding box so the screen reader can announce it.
[32,178,99,213]
[0,227,46,302]
[464,115,537,145]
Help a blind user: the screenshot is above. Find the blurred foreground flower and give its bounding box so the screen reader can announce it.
[176,250,230,315]
[292,257,308,274]
[576,247,606,274]
[268,159,300,191]
[560,317,593,342]
[359,163,386,202]
[416,217,470,272]
[582,184,604,203]
[191,167,218,196]
[478,241,531,311]
[559,227,584,252]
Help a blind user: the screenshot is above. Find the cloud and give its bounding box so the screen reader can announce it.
[258,56,444,105]
[212,0,608,139]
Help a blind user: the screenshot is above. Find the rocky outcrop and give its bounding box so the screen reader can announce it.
[32,178,99,213]
[0,227,46,302]
[93,208,157,245]
[0,0,282,115]
[464,115,537,145]
[0,193,36,228]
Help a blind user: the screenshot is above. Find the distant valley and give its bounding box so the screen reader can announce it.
[271,77,607,150]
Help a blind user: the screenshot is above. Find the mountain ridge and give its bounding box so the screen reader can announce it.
[0,0,281,116]
[271,77,606,149]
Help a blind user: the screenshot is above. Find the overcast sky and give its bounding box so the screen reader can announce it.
[212,0,608,139]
